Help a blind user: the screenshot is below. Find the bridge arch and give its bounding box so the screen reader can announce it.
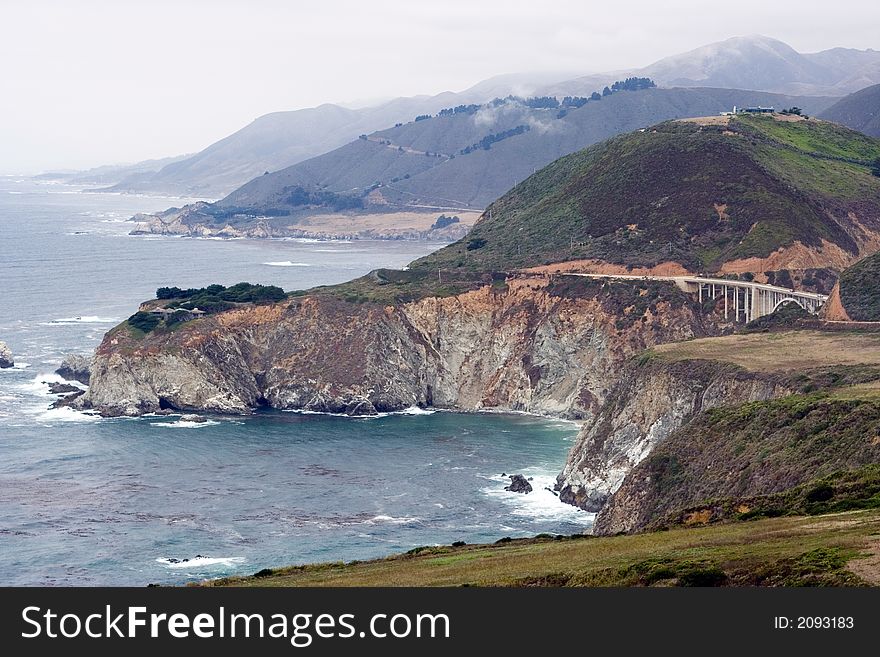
[771,297,807,314]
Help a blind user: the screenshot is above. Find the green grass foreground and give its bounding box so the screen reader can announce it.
[202,509,880,587]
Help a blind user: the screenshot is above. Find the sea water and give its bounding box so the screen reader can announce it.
[0,177,591,585]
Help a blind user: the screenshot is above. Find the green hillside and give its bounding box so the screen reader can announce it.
[839,251,880,320]
[411,114,880,274]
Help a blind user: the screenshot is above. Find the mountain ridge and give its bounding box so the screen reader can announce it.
[90,35,879,198]
[130,88,839,240]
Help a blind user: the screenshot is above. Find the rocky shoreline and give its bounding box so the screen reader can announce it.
[74,276,720,419]
[71,275,743,534]
[129,204,475,241]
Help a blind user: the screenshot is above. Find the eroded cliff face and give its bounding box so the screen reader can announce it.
[593,393,880,535]
[78,277,714,419]
[555,360,791,512]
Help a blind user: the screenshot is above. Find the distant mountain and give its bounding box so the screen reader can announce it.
[35,154,190,187]
[98,36,878,199]
[540,35,880,98]
[820,83,880,137]
[101,73,578,199]
[220,86,835,212]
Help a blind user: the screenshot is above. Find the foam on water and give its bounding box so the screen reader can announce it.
[34,406,102,423]
[397,406,436,416]
[263,261,312,267]
[43,316,118,325]
[366,515,422,525]
[482,470,594,528]
[157,556,246,569]
[152,419,222,429]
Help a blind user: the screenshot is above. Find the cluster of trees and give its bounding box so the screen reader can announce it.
[155,283,287,315]
[437,104,480,117]
[460,125,530,155]
[431,214,460,230]
[561,96,590,109]
[521,96,559,109]
[283,185,364,211]
[872,157,880,177]
[412,79,657,126]
[130,282,299,333]
[610,77,656,92]
[203,204,287,220]
[127,311,162,333]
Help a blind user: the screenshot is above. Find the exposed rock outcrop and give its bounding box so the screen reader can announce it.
[77,277,717,418]
[822,283,852,321]
[56,354,92,385]
[556,359,792,512]
[593,395,880,535]
[48,382,81,395]
[505,474,533,494]
[0,341,12,368]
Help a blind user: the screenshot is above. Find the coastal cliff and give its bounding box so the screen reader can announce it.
[77,276,715,418]
[555,359,791,511]
[80,115,880,542]
[594,391,880,534]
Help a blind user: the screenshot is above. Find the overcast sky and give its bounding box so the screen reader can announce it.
[1,0,878,173]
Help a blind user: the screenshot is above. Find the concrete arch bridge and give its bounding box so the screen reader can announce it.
[562,273,828,323]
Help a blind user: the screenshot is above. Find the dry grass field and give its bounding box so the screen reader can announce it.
[652,331,880,373]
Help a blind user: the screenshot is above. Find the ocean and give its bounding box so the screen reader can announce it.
[0,177,592,586]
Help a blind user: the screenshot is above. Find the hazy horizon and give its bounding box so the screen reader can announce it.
[1,0,878,174]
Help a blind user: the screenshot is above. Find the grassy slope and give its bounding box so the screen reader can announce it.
[608,397,880,531]
[839,251,880,321]
[410,115,880,274]
[590,328,880,535]
[651,330,880,373]
[205,509,880,587]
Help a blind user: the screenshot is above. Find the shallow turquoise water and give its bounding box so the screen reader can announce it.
[0,178,591,585]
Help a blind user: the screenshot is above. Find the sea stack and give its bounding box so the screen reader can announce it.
[56,354,92,385]
[505,474,533,494]
[0,341,13,369]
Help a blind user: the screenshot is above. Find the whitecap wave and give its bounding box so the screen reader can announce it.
[34,406,101,423]
[44,315,118,325]
[397,406,435,415]
[16,372,68,394]
[152,419,221,429]
[156,556,245,569]
[365,515,422,525]
[263,261,312,267]
[483,471,594,527]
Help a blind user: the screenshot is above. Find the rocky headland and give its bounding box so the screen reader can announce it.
[80,114,880,539]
